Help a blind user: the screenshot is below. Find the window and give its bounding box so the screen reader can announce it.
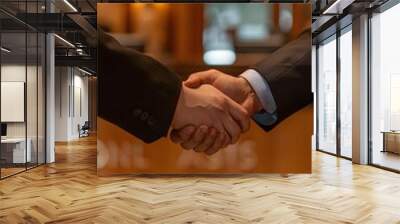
[339,27,352,158]
[317,35,337,154]
[370,2,400,171]
[316,25,353,158]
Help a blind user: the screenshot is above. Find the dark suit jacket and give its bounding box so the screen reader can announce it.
[98,31,182,143]
[252,29,312,131]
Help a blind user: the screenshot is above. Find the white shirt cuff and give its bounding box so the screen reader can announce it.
[240,69,277,114]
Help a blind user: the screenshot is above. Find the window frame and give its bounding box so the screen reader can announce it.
[367,0,400,173]
[315,22,353,161]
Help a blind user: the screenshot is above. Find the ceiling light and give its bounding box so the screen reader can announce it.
[54,34,75,48]
[323,0,355,15]
[63,0,78,12]
[1,47,11,53]
[77,67,92,76]
[76,48,87,56]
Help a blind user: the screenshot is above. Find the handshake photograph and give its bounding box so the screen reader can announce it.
[97,3,312,174]
[5,1,400,223]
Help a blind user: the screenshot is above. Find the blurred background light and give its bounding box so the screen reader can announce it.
[203,49,236,65]
[279,5,293,33]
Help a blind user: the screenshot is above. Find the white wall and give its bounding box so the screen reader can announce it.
[55,67,89,141]
[55,66,70,141]
[1,65,26,140]
[72,73,89,138]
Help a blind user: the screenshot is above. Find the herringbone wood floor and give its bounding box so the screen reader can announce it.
[1,135,400,224]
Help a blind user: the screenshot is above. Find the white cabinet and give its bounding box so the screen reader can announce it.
[1,138,32,163]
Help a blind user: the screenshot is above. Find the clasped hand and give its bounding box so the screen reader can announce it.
[171,69,262,155]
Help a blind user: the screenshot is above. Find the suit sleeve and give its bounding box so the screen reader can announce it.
[98,31,182,143]
[251,30,312,131]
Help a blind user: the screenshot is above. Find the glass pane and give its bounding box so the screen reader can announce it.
[26,0,39,169]
[27,31,38,169]
[0,1,46,178]
[317,36,337,154]
[371,4,400,171]
[1,31,27,177]
[340,29,352,158]
[38,32,45,165]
